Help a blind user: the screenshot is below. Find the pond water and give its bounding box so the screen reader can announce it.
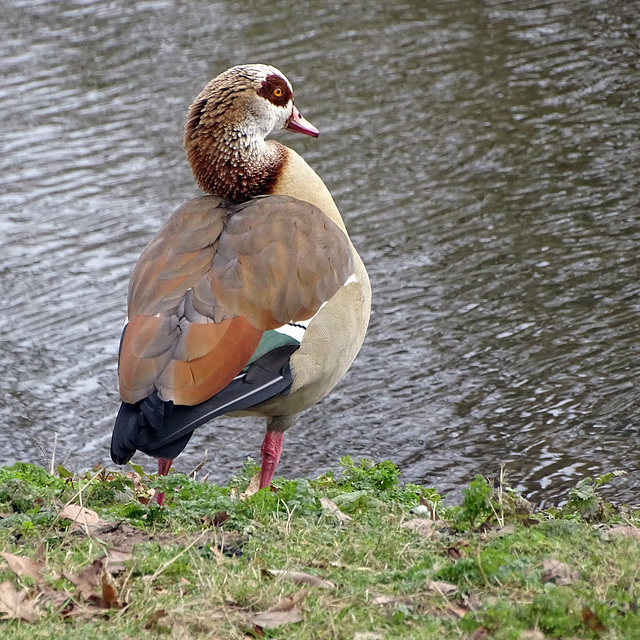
[1,0,639,504]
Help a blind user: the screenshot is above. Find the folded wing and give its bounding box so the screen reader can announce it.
[118,195,354,407]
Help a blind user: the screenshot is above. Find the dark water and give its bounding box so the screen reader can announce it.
[1,0,639,504]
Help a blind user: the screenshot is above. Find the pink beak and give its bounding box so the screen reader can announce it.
[285,105,319,138]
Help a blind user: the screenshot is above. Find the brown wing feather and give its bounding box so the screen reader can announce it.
[209,196,354,326]
[118,195,353,405]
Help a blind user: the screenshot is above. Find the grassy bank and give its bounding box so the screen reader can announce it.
[0,458,638,639]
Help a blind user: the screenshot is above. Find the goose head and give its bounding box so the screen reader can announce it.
[185,64,319,202]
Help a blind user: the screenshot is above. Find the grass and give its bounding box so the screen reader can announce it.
[0,457,638,639]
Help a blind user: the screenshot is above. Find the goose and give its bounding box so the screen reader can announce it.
[110,64,371,500]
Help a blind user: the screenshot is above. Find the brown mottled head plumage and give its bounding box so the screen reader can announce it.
[184,64,303,203]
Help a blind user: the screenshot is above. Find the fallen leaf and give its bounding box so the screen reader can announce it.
[320,497,352,522]
[488,524,516,538]
[103,548,133,574]
[100,570,122,609]
[607,525,640,538]
[448,546,463,560]
[582,607,606,633]
[267,569,335,589]
[0,581,35,622]
[252,608,303,629]
[450,605,468,619]
[426,580,458,596]
[519,631,545,639]
[213,510,231,527]
[267,588,308,612]
[58,504,109,533]
[144,608,166,629]
[401,517,435,537]
[42,588,75,618]
[541,559,579,586]
[354,633,384,640]
[470,628,490,640]
[64,559,103,602]
[371,594,410,606]
[1,552,44,583]
[241,473,261,498]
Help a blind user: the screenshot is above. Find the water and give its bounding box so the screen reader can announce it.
[1,0,639,504]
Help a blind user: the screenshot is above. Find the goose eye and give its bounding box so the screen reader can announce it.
[274,87,283,97]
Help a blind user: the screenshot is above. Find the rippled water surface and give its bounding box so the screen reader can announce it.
[2,0,639,503]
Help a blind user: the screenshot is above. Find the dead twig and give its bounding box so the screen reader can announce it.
[188,449,208,479]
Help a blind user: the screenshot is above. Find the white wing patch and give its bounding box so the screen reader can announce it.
[273,272,357,342]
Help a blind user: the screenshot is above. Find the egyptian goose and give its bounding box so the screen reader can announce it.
[110,64,371,498]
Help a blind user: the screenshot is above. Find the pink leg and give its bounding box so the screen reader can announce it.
[259,432,284,489]
[154,457,173,505]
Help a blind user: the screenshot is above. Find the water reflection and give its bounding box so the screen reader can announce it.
[1,0,639,504]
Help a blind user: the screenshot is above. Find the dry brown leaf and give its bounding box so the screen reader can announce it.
[519,631,545,639]
[267,569,335,590]
[449,604,468,619]
[582,607,606,633]
[241,473,261,498]
[213,510,231,526]
[100,570,122,609]
[320,497,352,522]
[541,559,579,586]
[37,583,72,614]
[64,559,103,601]
[470,629,490,640]
[608,525,640,538]
[487,524,516,539]
[426,580,458,596]
[354,633,384,640]
[103,548,133,575]
[144,608,166,629]
[371,594,404,605]
[401,518,435,537]
[0,581,35,623]
[267,588,308,612]
[251,608,303,629]
[58,504,109,533]
[448,546,463,560]
[0,552,44,583]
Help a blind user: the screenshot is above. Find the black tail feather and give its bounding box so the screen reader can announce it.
[110,345,298,464]
[110,401,143,465]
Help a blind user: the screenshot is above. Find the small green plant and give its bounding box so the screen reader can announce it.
[566,470,627,520]
[455,474,493,529]
[337,456,401,491]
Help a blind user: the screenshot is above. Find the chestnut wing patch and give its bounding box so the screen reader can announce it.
[119,195,353,406]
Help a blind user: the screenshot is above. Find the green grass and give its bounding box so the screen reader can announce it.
[0,459,638,639]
